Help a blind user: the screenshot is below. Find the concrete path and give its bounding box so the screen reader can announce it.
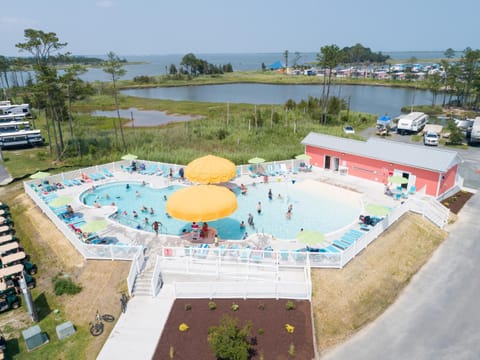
[322,191,480,360]
[97,284,175,360]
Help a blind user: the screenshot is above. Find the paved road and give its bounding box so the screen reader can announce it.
[322,191,480,360]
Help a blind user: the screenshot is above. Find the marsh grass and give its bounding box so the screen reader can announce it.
[3,95,375,178]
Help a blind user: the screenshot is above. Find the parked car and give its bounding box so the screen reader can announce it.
[343,126,355,134]
[424,131,439,146]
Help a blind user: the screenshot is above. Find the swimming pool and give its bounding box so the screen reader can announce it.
[80,180,361,240]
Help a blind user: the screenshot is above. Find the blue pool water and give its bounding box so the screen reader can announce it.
[80,181,360,240]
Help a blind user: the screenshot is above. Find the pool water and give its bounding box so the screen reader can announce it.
[80,181,360,240]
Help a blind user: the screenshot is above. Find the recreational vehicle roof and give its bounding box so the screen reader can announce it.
[0,264,24,278]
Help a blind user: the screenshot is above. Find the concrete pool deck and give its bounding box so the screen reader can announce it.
[46,165,416,360]
[48,165,402,252]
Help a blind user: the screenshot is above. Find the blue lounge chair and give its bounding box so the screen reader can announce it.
[322,245,341,253]
[333,240,350,250]
[62,179,74,187]
[280,250,290,261]
[102,168,114,177]
[347,229,363,236]
[359,223,371,231]
[240,247,252,261]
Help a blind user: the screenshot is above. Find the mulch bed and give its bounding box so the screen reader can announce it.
[153,298,315,360]
[441,190,474,214]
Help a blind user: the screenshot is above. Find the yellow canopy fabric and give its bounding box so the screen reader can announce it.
[184,155,237,184]
[166,185,238,222]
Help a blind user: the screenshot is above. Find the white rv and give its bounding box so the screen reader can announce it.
[0,103,31,117]
[396,112,429,135]
[470,117,480,144]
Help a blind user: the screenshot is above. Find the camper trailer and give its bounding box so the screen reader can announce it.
[470,117,480,145]
[0,103,31,117]
[396,112,429,135]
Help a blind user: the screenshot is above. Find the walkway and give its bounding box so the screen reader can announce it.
[322,192,480,360]
[97,284,176,360]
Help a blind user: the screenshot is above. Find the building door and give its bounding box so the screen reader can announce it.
[325,155,331,169]
[333,157,340,171]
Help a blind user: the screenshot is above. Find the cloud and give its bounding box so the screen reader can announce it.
[96,0,114,8]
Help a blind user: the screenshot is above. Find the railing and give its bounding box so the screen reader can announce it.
[172,279,311,300]
[23,180,143,261]
[151,255,163,297]
[126,247,146,297]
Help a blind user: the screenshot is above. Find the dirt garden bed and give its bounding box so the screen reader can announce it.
[153,298,315,360]
[441,190,474,214]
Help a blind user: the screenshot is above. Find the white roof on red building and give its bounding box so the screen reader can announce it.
[301,132,461,173]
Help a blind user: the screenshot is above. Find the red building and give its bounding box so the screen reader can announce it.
[301,133,462,198]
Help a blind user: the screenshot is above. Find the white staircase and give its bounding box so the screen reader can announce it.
[132,267,154,297]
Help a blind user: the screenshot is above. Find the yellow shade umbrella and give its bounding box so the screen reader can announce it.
[184,155,237,184]
[166,185,238,222]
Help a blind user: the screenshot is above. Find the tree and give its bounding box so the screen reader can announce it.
[426,72,443,106]
[16,29,68,161]
[208,315,252,360]
[103,51,127,151]
[180,53,197,75]
[317,44,344,124]
[16,29,67,67]
[169,64,177,75]
[444,48,456,59]
[284,50,289,69]
[59,61,93,156]
[293,52,301,68]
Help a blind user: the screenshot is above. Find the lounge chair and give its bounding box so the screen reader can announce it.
[195,244,210,259]
[274,163,285,175]
[62,179,74,187]
[280,163,289,174]
[280,250,290,261]
[332,240,350,250]
[339,236,355,245]
[240,247,252,261]
[321,245,341,253]
[359,223,371,231]
[409,185,416,195]
[102,168,114,177]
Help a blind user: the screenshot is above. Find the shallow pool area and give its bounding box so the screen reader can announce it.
[80,179,361,240]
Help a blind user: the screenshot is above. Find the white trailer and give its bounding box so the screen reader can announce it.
[470,117,480,144]
[0,103,31,117]
[396,112,429,135]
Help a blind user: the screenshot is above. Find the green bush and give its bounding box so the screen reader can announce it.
[231,303,240,311]
[208,315,252,360]
[285,300,296,311]
[52,275,82,296]
[208,301,217,310]
[185,304,192,311]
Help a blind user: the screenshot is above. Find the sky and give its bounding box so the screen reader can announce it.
[1,0,478,57]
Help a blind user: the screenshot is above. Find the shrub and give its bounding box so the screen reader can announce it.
[178,323,189,332]
[288,343,296,357]
[208,315,252,360]
[231,302,240,311]
[258,328,264,335]
[185,304,192,311]
[285,324,295,333]
[285,300,296,310]
[52,274,82,296]
[208,301,217,310]
[257,302,265,310]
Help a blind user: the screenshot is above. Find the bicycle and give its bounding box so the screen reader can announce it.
[89,310,115,336]
[120,292,128,314]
